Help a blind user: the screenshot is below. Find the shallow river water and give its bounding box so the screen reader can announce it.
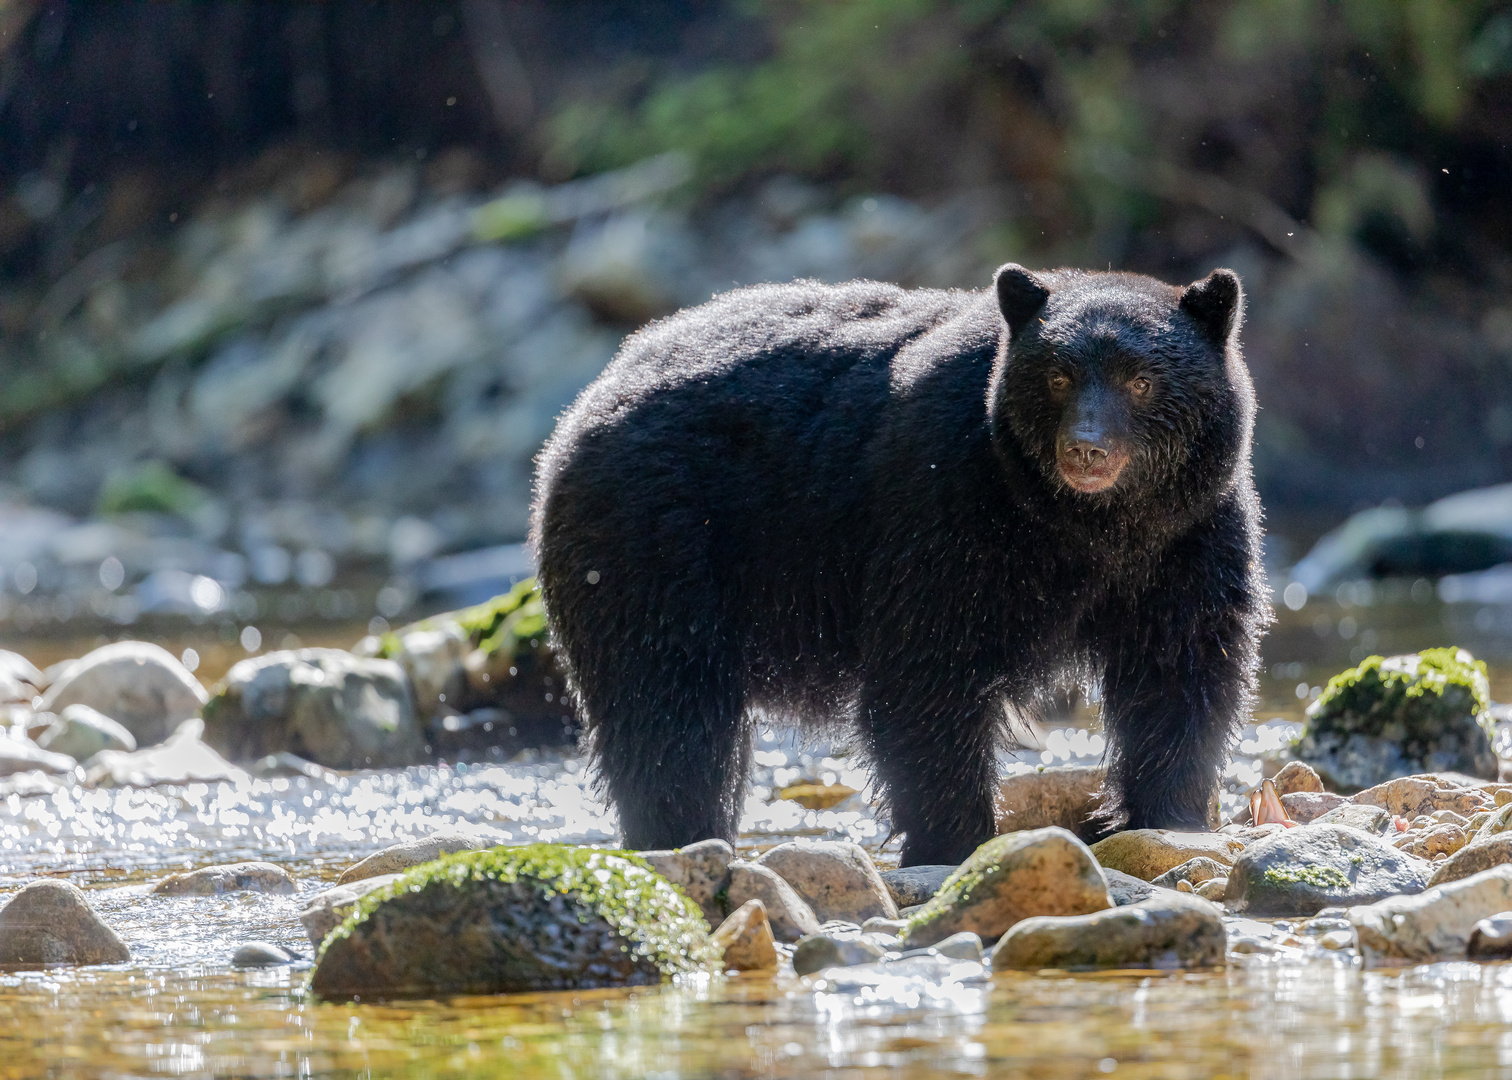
[1,593,1511,1078]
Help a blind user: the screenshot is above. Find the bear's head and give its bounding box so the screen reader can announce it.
[988,264,1253,508]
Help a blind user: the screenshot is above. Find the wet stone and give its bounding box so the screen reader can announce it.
[880,865,956,909]
[1312,803,1393,834]
[1350,865,1512,964]
[1225,825,1429,915]
[0,880,130,965]
[1104,867,1160,906]
[1466,912,1512,960]
[756,839,897,923]
[792,933,887,976]
[337,830,508,885]
[1090,830,1245,882]
[900,827,1111,949]
[301,874,404,948]
[639,838,735,928]
[153,861,297,895]
[926,931,983,962]
[992,892,1226,971]
[727,861,821,943]
[231,942,296,967]
[1427,835,1512,887]
[711,899,778,972]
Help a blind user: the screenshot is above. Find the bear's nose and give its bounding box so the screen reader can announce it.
[1065,440,1109,468]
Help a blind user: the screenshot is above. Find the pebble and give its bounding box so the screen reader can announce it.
[1352,776,1494,821]
[1349,864,1512,963]
[153,861,297,895]
[1089,830,1245,882]
[337,830,507,885]
[0,879,130,965]
[756,839,897,923]
[231,941,297,967]
[1195,878,1229,901]
[640,838,735,928]
[710,899,778,972]
[900,827,1111,949]
[1405,823,1470,861]
[85,718,248,788]
[879,864,956,909]
[1104,867,1160,905]
[727,861,821,943]
[992,892,1226,971]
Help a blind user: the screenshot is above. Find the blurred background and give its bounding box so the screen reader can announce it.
[0,0,1509,684]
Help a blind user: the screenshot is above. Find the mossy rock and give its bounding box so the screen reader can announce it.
[377,577,548,665]
[1298,648,1496,791]
[309,844,718,999]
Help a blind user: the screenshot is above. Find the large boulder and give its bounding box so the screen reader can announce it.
[0,880,130,964]
[202,649,426,769]
[1297,650,1496,791]
[309,845,718,999]
[1225,824,1428,915]
[1349,865,1512,963]
[991,892,1225,970]
[899,827,1111,948]
[37,642,207,747]
[755,840,896,923]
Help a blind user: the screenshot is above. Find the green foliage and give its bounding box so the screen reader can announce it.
[98,461,209,518]
[1306,647,1492,743]
[379,577,547,662]
[321,843,719,975]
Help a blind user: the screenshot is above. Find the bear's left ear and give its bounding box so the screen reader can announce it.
[995,263,1051,338]
[1180,269,1244,344]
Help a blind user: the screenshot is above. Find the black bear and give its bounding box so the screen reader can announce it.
[532,265,1270,866]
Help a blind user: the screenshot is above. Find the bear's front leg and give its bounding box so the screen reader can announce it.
[1094,509,1267,834]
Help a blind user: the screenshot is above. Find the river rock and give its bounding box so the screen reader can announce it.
[756,840,896,923]
[1349,865,1512,963]
[38,642,208,747]
[726,861,821,943]
[231,941,296,967]
[880,865,955,909]
[153,861,297,895]
[36,704,137,760]
[1272,761,1325,795]
[1281,791,1348,823]
[1312,803,1392,834]
[1404,823,1470,861]
[202,649,426,769]
[1089,830,1245,881]
[1298,650,1496,791]
[337,829,508,885]
[899,827,1111,949]
[301,874,403,947]
[1195,877,1229,901]
[309,845,718,999]
[1427,835,1512,886]
[1466,912,1512,960]
[792,932,888,976]
[0,736,75,777]
[0,880,130,964]
[1104,867,1160,905]
[1353,775,1495,819]
[1151,857,1230,889]
[84,718,247,787]
[710,898,777,971]
[1225,824,1428,915]
[639,838,734,927]
[991,891,1225,971]
[995,765,1104,834]
[1471,802,1512,842]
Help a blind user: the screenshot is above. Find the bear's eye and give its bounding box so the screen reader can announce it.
[1129,376,1152,397]
[1047,372,1070,393]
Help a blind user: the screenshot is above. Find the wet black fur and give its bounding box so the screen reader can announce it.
[532,266,1271,866]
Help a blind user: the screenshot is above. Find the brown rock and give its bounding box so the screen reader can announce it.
[991,892,1225,971]
[1281,791,1349,823]
[726,861,821,943]
[1352,776,1494,820]
[1405,824,1470,861]
[153,861,296,895]
[640,839,735,927]
[1428,836,1512,887]
[0,880,130,964]
[711,899,778,971]
[900,827,1111,948]
[995,765,1105,834]
[1272,761,1325,795]
[1089,830,1245,882]
[756,840,896,924]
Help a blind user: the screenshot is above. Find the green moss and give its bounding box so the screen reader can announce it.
[1306,647,1491,743]
[1261,864,1352,890]
[378,577,547,663]
[98,460,209,518]
[321,843,719,976]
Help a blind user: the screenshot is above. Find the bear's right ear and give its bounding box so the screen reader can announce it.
[994,263,1051,338]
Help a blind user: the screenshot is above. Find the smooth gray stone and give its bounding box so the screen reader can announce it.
[231,941,296,967]
[880,865,956,908]
[792,933,886,976]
